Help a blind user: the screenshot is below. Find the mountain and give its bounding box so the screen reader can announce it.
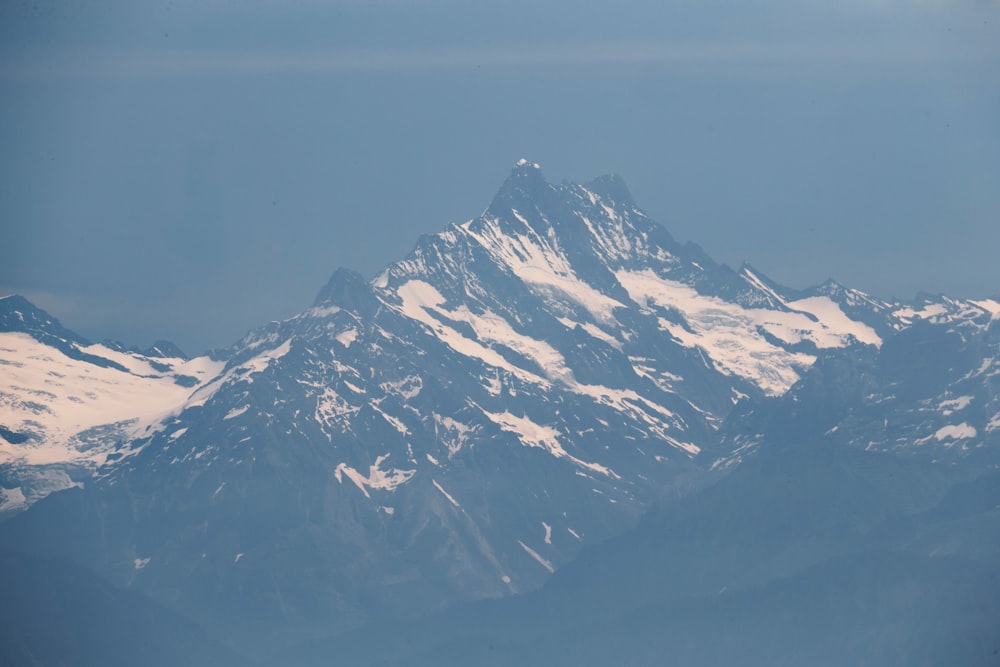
[2,160,998,658]
[0,295,223,515]
[0,546,253,667]
[295,450,999,667]
[720,294,1000,469]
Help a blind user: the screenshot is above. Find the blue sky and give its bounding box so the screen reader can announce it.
[1,0,998,353]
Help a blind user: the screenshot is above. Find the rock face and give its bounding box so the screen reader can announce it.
[2,161,998,652]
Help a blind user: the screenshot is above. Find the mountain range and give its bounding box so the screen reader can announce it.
[2,160,998,664]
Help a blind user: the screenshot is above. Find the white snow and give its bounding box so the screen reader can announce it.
[335,328,358,347]
[432,479,461,508]
[616,270,879,395]
[518,540,555,573]
[397,280,693,454]
[304,304,341,318]
[133,557,151,570]
[557,317,622,349]
[0,486,26,512]
[397,279,592,385]
[0,332,223,468]
[334,454,416,498]
[575,207,659,266]
[314,387,359,437]
[481,409,619,477]
[542,521,552,545]
[893,303,949,323]
[784,296,881,346]
[939,396,973,415]
[567,527,581,540]
[380,375,423,400]
[372,405,408,435]
[433,414,476,457]
[987,413,1000,433]
[234,553,244,563]
[934,423,977,441]
[740,268,785,304]
[239,338,293,378]
[460,213,625,323]
[185,340,289,408]
[970,298,1000,318]
[396,280,546,385]
[223,405,249,421]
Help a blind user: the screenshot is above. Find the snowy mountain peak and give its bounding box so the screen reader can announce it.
[489,159,554,214]
[0,294,88,346]
[6,163,996,650]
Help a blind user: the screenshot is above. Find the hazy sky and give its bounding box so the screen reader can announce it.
[1,0,998,354]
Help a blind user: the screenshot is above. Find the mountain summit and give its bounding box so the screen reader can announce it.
[2,163,997,654]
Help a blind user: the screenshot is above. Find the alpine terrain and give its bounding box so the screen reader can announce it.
[2,161,998,665]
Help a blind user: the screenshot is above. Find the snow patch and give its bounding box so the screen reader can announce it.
[970,298,1000,318]
[433,414,476,457]
[224,405,249,421]
[185,340,288,408]
[557,317,621,349]
[893,303,948,323]
[461,214,625,323]
[784,296,881,346]
[482,409,619,477]
[987,413,1000,433]
[0,486,26,512]
[433,479,461,508]
[380,375,423,400]
[939,396,973,415]
[518,540,555,573]
[334,454,416,498]
[314,387,359,437]
[396,279,575,385]
[335,328,358,348]
[305,305,341,318]
[935,423,977,441]
[395,280,547,386]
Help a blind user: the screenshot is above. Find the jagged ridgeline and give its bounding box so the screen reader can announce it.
[2,161,998,662]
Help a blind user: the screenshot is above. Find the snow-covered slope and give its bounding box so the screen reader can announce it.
[2,161,995,650]
[0,296,223,512]
[717,293,1000,471]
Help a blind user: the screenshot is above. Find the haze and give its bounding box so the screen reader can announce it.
[1,0,998,354]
